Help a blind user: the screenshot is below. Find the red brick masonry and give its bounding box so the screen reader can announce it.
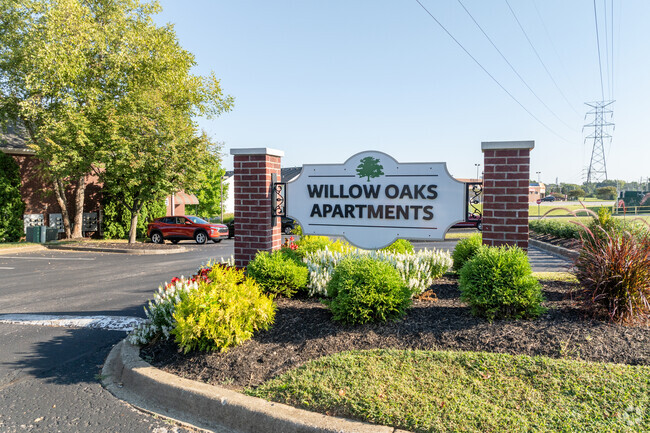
[481,141,534,250]
[230,148,284,268]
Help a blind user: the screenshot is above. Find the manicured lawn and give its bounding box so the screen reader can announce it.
[248,349,649,433]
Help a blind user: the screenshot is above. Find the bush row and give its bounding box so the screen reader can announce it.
[130,235,550,352]
[528,219,582,239]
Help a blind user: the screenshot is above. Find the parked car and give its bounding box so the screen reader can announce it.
[147,215,229,244]
[226,219,234,238]
[540,195,556,202]
[281,216,297,235]
[451,213,482,231]
[224,217,298,238]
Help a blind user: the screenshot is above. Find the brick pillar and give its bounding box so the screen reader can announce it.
[481,141,534,250]
[230,148,284,268]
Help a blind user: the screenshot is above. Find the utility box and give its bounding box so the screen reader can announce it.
[25,226,41,243]
[49,213,65,233]
[23,214,44,233]
[43,226,58,242]
[83,212,98,233]
[25,226,58,243]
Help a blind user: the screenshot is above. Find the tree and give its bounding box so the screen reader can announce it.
[102,194,166,239]
[567,188,586,200]
[0,151,25,242]
[0,0,110,238]
[186,141,228,219]
[0,0,233,243]
[356,157,384,182]
[596,186,617,200]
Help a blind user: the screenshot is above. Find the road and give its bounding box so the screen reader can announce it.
[0,240,235,433]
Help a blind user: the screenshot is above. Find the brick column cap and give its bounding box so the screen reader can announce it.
[481,141,535,151]
[230,147,285,157]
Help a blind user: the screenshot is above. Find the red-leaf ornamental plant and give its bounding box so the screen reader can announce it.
[573,223,650,325]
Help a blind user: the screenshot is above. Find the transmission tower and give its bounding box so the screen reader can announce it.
[584,100,614,183]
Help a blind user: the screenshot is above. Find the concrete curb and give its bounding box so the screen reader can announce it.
[102,340,406,433]
[528,239,579,261]
[46,245,186,255]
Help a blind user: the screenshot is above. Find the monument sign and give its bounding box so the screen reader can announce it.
[286,151,465,249]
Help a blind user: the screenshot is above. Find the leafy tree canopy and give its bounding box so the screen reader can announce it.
[0,0,233,242]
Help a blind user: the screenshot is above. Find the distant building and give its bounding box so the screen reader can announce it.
[529,182,546,202]
[222,167,303,215]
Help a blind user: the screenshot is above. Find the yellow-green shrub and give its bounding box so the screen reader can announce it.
[294,235,353,257]
[172,266,275,353]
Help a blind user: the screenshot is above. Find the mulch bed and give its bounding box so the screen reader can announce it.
[142,277,650,392]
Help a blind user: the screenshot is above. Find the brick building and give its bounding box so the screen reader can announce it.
[1,123,195,235]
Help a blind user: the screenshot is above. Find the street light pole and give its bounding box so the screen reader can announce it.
[220,175,224,223]
[475,163,481,181]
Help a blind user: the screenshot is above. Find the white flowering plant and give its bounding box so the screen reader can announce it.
[304,247,452,297]
[128,258,235,345]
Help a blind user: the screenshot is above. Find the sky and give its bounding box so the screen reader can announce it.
[154,0,649,186]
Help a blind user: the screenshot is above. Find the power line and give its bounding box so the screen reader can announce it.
[504,0,580,115]
[457,0,577,133]
[413,0,572,143]
[603,0,611,99]
[531,0,579,105]
[610,0,614,99]
[593,0,605,101]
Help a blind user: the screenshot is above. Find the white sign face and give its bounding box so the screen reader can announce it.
[286,151,466,249]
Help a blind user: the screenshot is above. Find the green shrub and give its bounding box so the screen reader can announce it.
[325,256,412,324]
[172,266,275,353]
[278,244,303,265]
[247,250,308,297]
[381,239,414,254]
[574,223,650,324]
[451,233,482,272]
[459,246,545,321]
[0,152,25,242]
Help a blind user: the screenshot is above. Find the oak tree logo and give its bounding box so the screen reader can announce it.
[356,156,384,182]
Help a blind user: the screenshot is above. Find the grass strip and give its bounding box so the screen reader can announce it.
[0,242,40,249]
[247,349,649,433]
[444,232,477,240]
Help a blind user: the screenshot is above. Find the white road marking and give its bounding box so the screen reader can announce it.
[0,267,15,270]
[0,256,96,261]
[0,314,144,331]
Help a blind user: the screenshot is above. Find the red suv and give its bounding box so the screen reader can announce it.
[147,216,229,244]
